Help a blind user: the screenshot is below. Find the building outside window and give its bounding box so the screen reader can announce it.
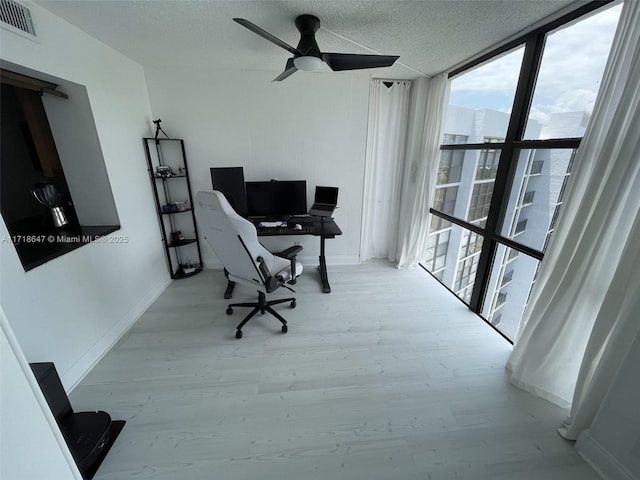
[522,190,535,205]
[468,182,494,226]
[514,218,528,235]
[476,138,502,180]
[424,229,450,280]
[530,160,544,175]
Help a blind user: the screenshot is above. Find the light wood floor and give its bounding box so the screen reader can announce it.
[71,261,600,480]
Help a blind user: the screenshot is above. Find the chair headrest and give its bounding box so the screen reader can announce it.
[196,190,237,218]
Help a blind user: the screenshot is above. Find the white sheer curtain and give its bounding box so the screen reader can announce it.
[507,0,640,440]
[360,80,411,262]
[396,74,450,268]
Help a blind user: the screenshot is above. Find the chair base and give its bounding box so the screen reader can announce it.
[226,291,296,338]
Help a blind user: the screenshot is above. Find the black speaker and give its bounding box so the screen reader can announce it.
[30,362,125,479]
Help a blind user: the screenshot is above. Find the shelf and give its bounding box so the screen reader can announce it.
[167,238,197,248]
[154,174,186,179]
[173,265,203,279]
[12,223,121,272]
[144,136,203,279]
[161,207,193,215]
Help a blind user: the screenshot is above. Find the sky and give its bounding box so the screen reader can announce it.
[448,3,622,128]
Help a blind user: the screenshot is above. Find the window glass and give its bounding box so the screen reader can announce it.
[446,47,524,142]
[468,182,494,227]
[437,149,465,185]
[431,148,502,227]
[433,186,458,215]
[454,229,484,303]
[425,3,621,342]
[424,229,451,275]
[430,215,451,233]
[481,246,541,340]
[524,5,622,139]
[500,148,577,251]
[423,222,485,307]
[475,143,501,180]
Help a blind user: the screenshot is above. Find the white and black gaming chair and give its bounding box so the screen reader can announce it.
[194,190,303,338]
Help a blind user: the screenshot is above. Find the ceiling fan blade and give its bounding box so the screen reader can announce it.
[273,58,298,82]
[233,18,299,55]
[321,53,400,71]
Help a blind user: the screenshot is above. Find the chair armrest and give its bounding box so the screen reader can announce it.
[274,245,303,259]
[274,245,303,284]
[256,256,283,293]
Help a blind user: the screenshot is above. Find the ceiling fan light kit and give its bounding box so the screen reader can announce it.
[233,14,399,81]
[293,55,323,71]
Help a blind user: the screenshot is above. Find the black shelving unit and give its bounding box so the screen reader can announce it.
[143,136,203,279]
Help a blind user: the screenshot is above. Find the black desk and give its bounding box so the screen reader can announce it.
[257,217,342,293]
[225,217,342,295]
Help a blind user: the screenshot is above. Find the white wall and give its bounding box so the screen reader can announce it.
[577,329,640,480]
[0,2,169,389]
[1,307,82,480]
[43,77,120,226]
[144,66,371,267]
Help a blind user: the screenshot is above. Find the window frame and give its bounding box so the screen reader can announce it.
[428,0,615,339]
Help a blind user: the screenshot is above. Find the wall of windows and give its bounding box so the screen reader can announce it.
[422,1,621,341]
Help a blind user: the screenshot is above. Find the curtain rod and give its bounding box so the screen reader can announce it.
[372,78,413,82]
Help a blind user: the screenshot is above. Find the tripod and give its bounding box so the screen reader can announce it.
[153,119,169,139]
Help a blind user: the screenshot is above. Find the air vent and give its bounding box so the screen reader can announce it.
[0,0,37,38]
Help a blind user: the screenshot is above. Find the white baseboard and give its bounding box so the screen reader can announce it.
[323,255,360,266]
[576,430,637,480]
[63,276,171,391]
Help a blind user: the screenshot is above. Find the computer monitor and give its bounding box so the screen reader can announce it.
[210,167,248,215]
[245,180,307,218]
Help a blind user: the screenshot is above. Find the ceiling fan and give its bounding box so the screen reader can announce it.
[233,14,400,81]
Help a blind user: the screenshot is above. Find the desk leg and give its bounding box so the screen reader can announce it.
[318,236,331,293]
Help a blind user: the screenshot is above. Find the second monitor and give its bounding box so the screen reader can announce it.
[245,180,307,218]
[210,167,248,215]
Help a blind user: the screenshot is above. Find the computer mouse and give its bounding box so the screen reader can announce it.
[294,224,302,230]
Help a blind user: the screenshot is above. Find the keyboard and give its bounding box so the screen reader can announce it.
[257,225,314,235]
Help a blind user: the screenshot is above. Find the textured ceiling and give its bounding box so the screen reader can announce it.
[35,0,584,78]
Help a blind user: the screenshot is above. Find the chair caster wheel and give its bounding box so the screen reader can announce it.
[281,325,288,334]
[235,330,243,339]
[226,307,233,315]
[290,300,296,308]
